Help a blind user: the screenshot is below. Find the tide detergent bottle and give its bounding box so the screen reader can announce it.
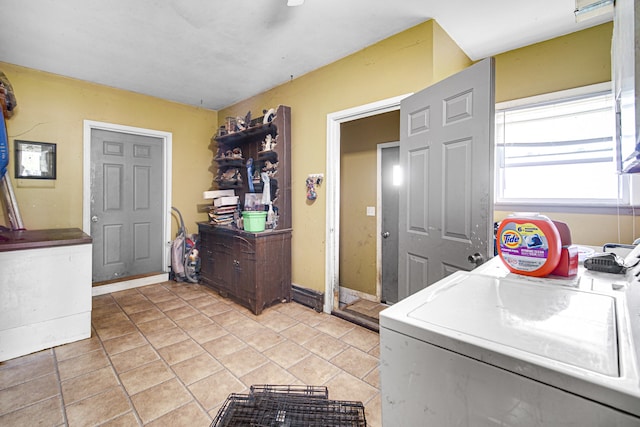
[496,213,562,277]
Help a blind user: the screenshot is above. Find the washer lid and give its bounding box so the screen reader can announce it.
[406,274,619,376]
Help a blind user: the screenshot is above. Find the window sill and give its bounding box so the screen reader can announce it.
[494,202,639,215]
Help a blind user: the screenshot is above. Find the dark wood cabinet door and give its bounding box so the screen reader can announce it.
[198,229,215,285]
[232,235,257,310]
[198,223,291,315]
[210,233,234,293]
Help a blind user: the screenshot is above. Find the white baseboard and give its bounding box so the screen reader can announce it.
[0,312,91,362]
[92,273,169,296]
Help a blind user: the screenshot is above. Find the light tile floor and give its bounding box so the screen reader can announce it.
[0,281,381,426]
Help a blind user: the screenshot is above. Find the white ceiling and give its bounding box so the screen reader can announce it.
[0,0,612,110]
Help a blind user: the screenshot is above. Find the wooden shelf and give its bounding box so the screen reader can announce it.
[201,105,292,314]
[215,122,277,147]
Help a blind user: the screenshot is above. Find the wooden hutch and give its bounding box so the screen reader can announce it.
[198,105,292,314]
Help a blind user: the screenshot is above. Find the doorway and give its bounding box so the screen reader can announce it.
[83,121,173,295]
[325,94,411,316]
[337,114,400,327]
[327,59,495,315]
[335,140,400,328]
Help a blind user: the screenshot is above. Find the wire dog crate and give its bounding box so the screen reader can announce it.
[211,385,367,427]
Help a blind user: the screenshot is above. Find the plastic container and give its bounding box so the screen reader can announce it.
[242,211,267,232]
[496,213,562,277]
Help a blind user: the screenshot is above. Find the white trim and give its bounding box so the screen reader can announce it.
[91,273,169,296]
[325,94,411,314]
[376,141,399,302]
[496,81,611,110]
[83,120,173,285]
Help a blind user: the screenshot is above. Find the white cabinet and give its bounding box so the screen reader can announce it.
[0,229,92,361]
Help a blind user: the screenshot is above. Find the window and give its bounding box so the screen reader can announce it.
[495,83,631,209]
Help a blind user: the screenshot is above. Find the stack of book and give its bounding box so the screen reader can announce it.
[204,189,239,226]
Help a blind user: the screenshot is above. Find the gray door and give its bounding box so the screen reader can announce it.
[91,129,164,282]
[398,58,495,300]
[381,144,399,304]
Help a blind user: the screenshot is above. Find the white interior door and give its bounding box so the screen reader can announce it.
[90,129,164,282]
[398,57,495,300]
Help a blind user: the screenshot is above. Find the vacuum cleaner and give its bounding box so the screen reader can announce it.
[170,207,199,283]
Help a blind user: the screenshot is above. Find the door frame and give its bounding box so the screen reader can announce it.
[377,141,400,303]
[325,94,411,313]
[83,120,172,295]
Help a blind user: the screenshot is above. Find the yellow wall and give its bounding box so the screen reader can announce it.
[1,62,217,234]
[493,22,640,246]
[218,20,471,294]
[493,211,636,247]
[433,21,475,82]
[340,111,399,295]
[1,19,626,295]
[494,22,613,103]
[220,20,624,294]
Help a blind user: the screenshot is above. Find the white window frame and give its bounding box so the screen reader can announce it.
[494,82,640,214]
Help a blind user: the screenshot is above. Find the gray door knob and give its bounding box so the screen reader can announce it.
[382,231,390,238]
[91,215,99,223]
[468,252,484,266]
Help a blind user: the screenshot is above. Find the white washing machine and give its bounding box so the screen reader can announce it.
[380,252,640,426]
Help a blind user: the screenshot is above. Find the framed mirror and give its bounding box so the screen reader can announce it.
[15,140,57,179]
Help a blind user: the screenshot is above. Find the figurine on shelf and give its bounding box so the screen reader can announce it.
[235,111,251,131]
[225,117,237,134]
[263,159,278,174]
[215,148,226,160]
[231,147,243,159]
[266,204,279,230]
[236,116,247,131]
[262,134,276,151]
[246,157,255,192]
[252,169,261,184]
[220,168,238,182]
[262,108,276,124]
[218,168,243,185]
[215,149,243,164]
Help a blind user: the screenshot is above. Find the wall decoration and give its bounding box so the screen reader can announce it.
[14,140,56,179]
[306,173,323,201]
